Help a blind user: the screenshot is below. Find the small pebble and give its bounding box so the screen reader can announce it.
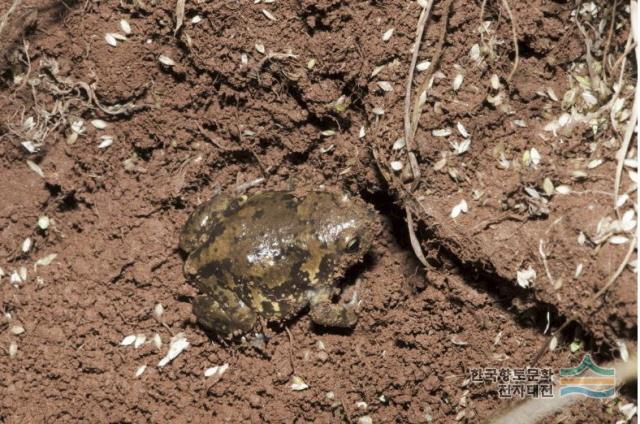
[358,416,373,424]
[249,394,262,408]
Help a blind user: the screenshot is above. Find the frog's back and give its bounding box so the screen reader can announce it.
[185,192,316,292]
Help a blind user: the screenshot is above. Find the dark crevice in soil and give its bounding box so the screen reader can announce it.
[357,179,611,361]
[517,37,548,60]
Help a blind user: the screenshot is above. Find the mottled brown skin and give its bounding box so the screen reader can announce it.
[180,191,375,338]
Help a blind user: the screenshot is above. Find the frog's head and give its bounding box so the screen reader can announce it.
[309,192,376,260]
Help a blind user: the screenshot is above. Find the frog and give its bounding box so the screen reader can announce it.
[179,191,376,338]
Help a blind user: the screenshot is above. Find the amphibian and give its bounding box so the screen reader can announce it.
[179,191,375,338]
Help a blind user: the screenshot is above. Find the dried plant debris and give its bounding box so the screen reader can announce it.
[158,333,189,367]
[290,375,309,391]
[204,363,229,379]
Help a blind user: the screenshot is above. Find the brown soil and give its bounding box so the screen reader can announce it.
[0,0,636,423]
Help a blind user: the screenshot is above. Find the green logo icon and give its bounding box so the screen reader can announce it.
[559,355,616,398]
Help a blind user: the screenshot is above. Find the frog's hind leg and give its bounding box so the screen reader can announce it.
[179,193,247,253]
[193,285,257,338]
[308,289,358,328]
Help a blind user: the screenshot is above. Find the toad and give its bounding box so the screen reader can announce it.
[179,191,375,338]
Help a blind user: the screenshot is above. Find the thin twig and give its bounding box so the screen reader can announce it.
[608,30,634,135]
[613,1,639,214]
[611,38,636,73]
[405,206,429,267]
[0,0,22,37]
[13,39,31,94]
[410,0,453,141]
[479,0,488,48]
[575,13,601,96]
[284,326,296,375]
[602,0,619,79]
[538,240,555,288]
[500,0,519,81]
[404,0,434,180]
[587,237,637,306]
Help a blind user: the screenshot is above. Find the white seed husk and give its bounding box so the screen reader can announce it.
[432,128,452,137]
[549,336,558,351]
[105,33,118,47]
[19,266,27,281]
[469,44,480,62]
[530,148,541,166]
[452,74,464,91]
[121,335,136,346]
[91,119,108,129]
[450,200,468,218]
[153,333,162,349]
[516,266,536,288]
[456,122,469,138]
[382,28,394,41]
[21,141,38,153]
[377,81,393,92]
[204,363,229,378]
[158,333,189,367]
[371,65,385,77]
[21,238,32,253]
[175,0,185,34]
[433,157,447,171]
[262,9,276,21]
[10,270,22,285]
[416,60,431,71]
[390,161,403,171]
[10,325,25,335]
[158,55,176,66]
[490,74,501,90]
[587,159,603,169]
[35,253,57,268]
[135,364,147,377]
[27,160,44,178]
[358,416,373,424]
[290,375,309,391]
[513,119,526,127]
[616,193,629,208]
[582,91,598,105]
[98,136,114,149]
[134,334,147,348]
[542,178,554,196]
[120,19,132,34]
[525,186,541,199]
[608,235,629,244]
[9,342,18,358]
[451,139,470,155]
[37,216,50,230]
[112,33,128,41]
[392,138,406,150]
[616,340,629,362]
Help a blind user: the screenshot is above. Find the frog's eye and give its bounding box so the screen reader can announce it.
[345,237,360,253]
